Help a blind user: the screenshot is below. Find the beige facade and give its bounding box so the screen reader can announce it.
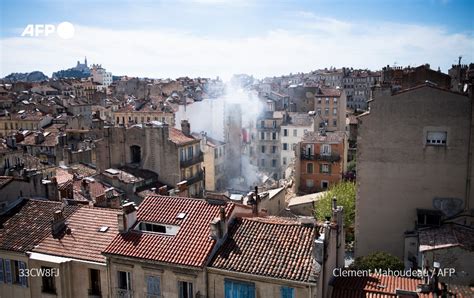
[314,89,347,132]
[106,256,206,298]
[114,110,175,127]
[27,254,109,298]
[0,251,31,298]
[196,133,226,191]
[207,268,315,298]
[356,85,474,259]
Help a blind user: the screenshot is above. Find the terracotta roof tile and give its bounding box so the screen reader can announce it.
[103,196,234,268]
[0,199,79,252]
[210,217,317,282]
[33,206,121,263]
[169,128,199,145]
[331,274,473,297]
[419,224,474,252]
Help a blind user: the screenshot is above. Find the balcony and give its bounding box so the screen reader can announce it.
[180,152,204,168]
[186,170,204,185]
[300,151,341,162]
[115,288,133,298]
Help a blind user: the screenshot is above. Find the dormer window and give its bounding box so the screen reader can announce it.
[137,222,180,236]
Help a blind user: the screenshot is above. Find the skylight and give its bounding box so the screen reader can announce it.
[98,226,109,232]
[176,212,186,219]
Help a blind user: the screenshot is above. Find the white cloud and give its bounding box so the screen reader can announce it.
[1,16,473,80]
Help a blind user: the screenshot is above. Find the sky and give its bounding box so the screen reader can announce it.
[0,0,473,80]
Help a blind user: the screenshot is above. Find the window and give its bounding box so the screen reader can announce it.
[272,146,276,153]
[317,98,321,104]
[261,146,265,153]
[224,279,255,298]
[146,276,161,298]
[307,163,314,173]
[333,97,338,104]
[178,281,193,298]
[306,179,314,188]
[180,149,185,161]
[317,108,321,115]
[272,159,277,167]
[89,269,101,296]
[283,157,287,165]
[321,144,331,155]
[281,286,295,298]
[417,209,442,227]
[214,148,218,159]
[187,146,194,159]
[272,120,277,128]
[426,131,447,145]
[140,222,167,233]
[325,97,329,104]
[42,266,56,294]
[333,108,337,115]
[325,108,329,116]
[272,132,277,140]
[320,164,331,174]
[321,181,329,189]
[260,132,265,140]
[2,260,27,287]
[283,129,288,136]
[292,143,296,151]
[260,120,265,128]
[283,143,288,150]
[261,159,265,167]
[333,119,337,127]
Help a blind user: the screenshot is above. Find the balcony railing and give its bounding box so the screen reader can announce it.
[115,288,133,298]
[300,152,341,162]
[186,170,204,185]
[180,152,204,168]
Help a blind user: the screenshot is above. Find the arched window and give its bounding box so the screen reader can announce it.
[130,145,141,164]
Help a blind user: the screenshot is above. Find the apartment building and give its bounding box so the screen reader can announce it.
[280,113,315,178]
[314,87,347,132]
[95,120,204,198]
[194,132,226,191]
[295,131,347,194]
[356,83,474,262]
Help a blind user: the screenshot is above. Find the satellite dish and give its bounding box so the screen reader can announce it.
[463,84,468,93]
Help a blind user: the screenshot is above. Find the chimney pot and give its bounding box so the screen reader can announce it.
[181,120,191,136]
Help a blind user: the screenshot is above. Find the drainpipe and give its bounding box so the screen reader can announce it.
[465,84,474,211]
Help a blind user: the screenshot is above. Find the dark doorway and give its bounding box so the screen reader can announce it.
[130,145,141,164]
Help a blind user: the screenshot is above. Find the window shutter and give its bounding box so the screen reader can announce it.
[178,281,183,298]
[0,258,4,283]
[19,261,27,287]
[4,259,12,284]
[147,276,153,294]
[319,164,323,173]
[155,277,161,297]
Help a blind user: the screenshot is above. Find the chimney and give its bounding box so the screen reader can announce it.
[118,202,137,233]
[81,178,91,199]
[158,185,168,195]
[210,206,228,240]
[177,181,188,196]
[181,120,191,136]
[51,209,66,238]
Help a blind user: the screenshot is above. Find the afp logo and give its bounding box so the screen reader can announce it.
[21,22,75,39]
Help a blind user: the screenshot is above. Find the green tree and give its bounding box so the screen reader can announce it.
[350,252,404,271]
[314,181,355,229]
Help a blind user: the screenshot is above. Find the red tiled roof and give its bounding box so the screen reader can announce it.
[331,274,473,298]
[331,274,428,297]
[315,88,342,97]
[169,128,199,145]
[0,199,79,252]
[55,168,73,185]
[103,196,235,268]
[33,206,121,263]
[419,224,474,252]
[210,217,317,282]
